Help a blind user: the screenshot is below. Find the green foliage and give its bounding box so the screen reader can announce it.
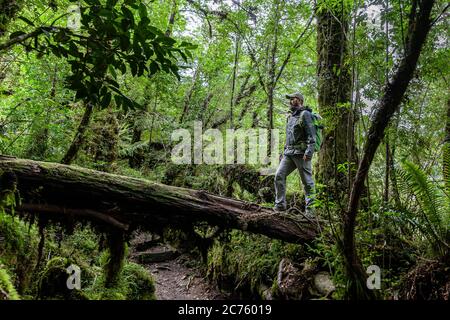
[0,182,39,296]
[40,226,155,300]
[207,230,300,297]
[0,211,39,291]
[37,256,87,300]
[86,252,155,300]
[311,111,324,152]
[316,0,354,16]
[3,0,195,110]
[0,0,449,301]
[84,108,120,170]
[396,160,450,257]
[0,262,20,300]
[444,142,450,193]
[306,233,346,299]
[0,0,21,36]
[120,262,156,300]
[0,211,155,301]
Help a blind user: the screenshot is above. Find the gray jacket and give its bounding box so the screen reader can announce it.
[283,107,316,157]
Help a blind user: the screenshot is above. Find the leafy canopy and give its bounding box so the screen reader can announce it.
[7,0,196,110]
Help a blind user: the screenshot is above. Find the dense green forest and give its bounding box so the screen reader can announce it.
[0,0,448,301]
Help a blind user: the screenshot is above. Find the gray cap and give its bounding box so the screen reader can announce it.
[285,92,304,101]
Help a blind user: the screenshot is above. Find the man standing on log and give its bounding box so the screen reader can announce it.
[274,92,316,217]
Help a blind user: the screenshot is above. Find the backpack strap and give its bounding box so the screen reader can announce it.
[297,109,311,126]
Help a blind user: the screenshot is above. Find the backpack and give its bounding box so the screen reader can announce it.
[301,108,324,152]
[311,112,324,152]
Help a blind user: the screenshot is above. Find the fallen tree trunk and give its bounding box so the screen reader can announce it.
[0,156,318,243]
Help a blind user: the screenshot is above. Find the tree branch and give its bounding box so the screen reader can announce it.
[0,28,44,52]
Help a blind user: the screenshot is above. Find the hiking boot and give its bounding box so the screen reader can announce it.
[273,205,287,213]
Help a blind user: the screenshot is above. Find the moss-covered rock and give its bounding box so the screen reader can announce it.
[37,257,87,300]
[87,259,156,300]
[122,262,156,300]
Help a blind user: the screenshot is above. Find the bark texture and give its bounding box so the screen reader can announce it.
[0,156,319,243]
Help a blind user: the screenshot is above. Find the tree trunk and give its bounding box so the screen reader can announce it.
[210,75,256,129]
[266,0,280,154]
[165,0,178,37]
[61,102,94,165]
[24,66,58,160]
[230,33,240,129]
[128,124,143,169]
[179,67,199,124]
[343,0,436,300]
[383,0,390,207]
[316,2,356,200]
[90,108,119,170]
[444,98,450,194]
[200,92,214,125]
[148,90,158,147]
[0,156,319,243]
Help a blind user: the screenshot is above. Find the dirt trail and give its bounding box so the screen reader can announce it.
[130,234,228,300]
[146,253,228,300]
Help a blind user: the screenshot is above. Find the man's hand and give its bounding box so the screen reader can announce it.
[303,154,312,161]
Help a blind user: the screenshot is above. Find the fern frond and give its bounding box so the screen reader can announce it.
[396,160,450,256]
[398,161,443,228]
[443,142,450,195]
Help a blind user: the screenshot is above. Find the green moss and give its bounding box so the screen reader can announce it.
[85,256,155,300]
[0,172,152,301]
[103,231,127,288]
[0,263,20,300]
[207,230,301,297]
[0,0,22,35]
[98,289,127,300]
[37,257,87,300]
[37,257,70,299]
[0,211,39,295]
[122,262,156,300]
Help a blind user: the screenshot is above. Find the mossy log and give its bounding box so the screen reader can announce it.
[0,156,318,243]
[133,245,180,264]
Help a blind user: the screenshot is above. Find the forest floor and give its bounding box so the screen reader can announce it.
[146,252,229,300]
[130,233,229,300]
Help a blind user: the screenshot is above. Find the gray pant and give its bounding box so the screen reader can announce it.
[274,154,315,210]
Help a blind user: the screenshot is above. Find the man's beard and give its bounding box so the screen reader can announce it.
[289,104,299,111]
